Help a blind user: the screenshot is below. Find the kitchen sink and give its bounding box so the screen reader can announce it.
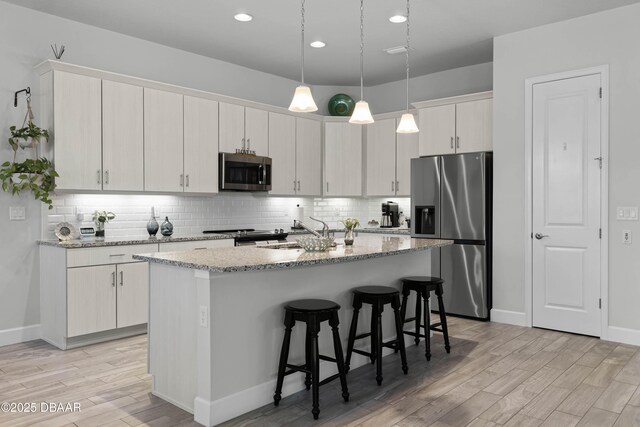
[257,242,304,250]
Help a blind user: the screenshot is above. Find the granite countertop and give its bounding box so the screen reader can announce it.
[37,233,233,248]
[132,234,452,273]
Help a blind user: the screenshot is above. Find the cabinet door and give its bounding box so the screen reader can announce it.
[219,103,245,153]
[324,122,362,196]
[268,113,297,195]
[67,265,117,337]
[418,104,456,156]
[102,80,144,191]
[455,99,493,153]
[184,96,219,193]
[296,118,322,196]
[245,107,269,156]
[365,118,397,196]
[53,72,102,190]
[395,117,420,196]
[144,88,184,192]
[116,262,149,328]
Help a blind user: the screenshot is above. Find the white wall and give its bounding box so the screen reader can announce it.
[493,3,640,333]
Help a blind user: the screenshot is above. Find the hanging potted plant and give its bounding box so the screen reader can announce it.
[0,119,58,209]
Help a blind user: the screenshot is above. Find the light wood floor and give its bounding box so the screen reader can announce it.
[2,317,640,427]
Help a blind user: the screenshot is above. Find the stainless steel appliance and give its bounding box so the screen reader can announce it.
[381,201,400,228]
[411,152,492,320]
[219,153,272,191]
[203,228,288,246]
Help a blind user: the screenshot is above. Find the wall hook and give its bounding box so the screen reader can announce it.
[51,44,65,60]
[14,87,30,107]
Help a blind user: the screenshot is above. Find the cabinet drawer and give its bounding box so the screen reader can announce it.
[67,244,158,268]
[158,239,234,252]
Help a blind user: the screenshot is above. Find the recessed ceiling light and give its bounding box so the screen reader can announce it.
[389,15,407,23]
[310,41,326,48]
[234,13,253,22]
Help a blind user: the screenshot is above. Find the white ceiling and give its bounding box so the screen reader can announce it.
[6,0,640,85]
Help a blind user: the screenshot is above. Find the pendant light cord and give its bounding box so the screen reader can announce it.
[360,0,364,101]
[405,0,411,112]
[301,0,306,85]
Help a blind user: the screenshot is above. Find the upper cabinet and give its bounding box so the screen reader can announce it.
[324,122,363,197]
[184,96,219,193]
[144,88,184,193]
[51,71,102,191]
[395,118,419,197]
[295,118,322,196]
[219,103,268,156]
[417,93,493,156]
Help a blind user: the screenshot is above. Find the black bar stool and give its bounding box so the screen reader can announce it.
[400,276,451,361]
[345,286,408,386]
[273,299,349,420]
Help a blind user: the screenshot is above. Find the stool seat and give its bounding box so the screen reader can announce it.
[285,299,341,312]
[401,276,444,285]
[352,285,399,296]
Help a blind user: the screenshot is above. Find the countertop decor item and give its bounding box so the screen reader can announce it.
[161,217,174,237]
[147,207,159,237]
[296,236,335,252]
[328,94,355,116]
[93,210,115,238]
[288,0,318,113]
[55,222,78,241]
[339,218,360,246]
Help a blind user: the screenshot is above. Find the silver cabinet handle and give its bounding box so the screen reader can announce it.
[297,181,301,191]
[180,174,184,187]
[120,270,124,287]
[105,170,110,185]
[112,271,116,287]
[241,137,246,150]
[293,180,297,192]
[97,170,101,184]
[450,137,454,149]
[456,136,460,149]
[534,233,549,240]
[186,174,190,187]
[109,253,126,257]
[392,181,395,192]
[247,138,251,150]
[396,181,400,193]
[326,182,329,193]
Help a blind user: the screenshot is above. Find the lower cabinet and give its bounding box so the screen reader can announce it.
[67,262,149,337]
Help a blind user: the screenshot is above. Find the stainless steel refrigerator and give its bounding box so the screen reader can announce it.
[411,152,492,320]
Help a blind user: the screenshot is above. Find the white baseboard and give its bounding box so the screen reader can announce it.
[607,326,640,346]
[0,324,41,347]
[490,309,527,327]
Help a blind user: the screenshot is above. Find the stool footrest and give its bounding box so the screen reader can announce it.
[352,348,372,358]
[403,316,417,323]
[318,373,341,387]
[285,364,310,376]
[382,340,399,350]
[354,332,372,340]
[403,330,427,339]
[318,355,337,363]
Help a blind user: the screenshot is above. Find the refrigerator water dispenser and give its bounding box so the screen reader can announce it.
[415,206,435,235]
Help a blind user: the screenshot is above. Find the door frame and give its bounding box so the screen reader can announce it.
[523,65,609,338]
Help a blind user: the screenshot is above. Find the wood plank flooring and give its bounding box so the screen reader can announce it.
[1,317,639,427]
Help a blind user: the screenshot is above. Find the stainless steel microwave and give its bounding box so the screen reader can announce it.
[219,153,272,191]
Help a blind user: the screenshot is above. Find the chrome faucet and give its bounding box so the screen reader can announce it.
[309,217,330,238]
[293,217,331,238]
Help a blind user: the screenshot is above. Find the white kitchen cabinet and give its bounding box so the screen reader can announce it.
[268,112,297,195]
[116,262,149,329]
[365,118,397,196]
[144,88,184,192]
[324,122,362,197]
[184,96,219,193]
[417,93,493,156]
[67,265,117,337]
[395,118,419,197]
[52,71,102,190]
[219,103,269,156]
[455,99,493,154]
[296,118,322,196]
[102,80,144,191]
[419,104,456,156]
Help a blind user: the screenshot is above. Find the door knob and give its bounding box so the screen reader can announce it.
[534,233,549,240]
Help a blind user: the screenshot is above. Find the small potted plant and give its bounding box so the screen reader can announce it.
[0,158,58,209]
[9,122,49,149]
[93,211,116,237]
[339,218,360,246]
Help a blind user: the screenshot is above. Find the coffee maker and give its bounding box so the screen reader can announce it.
[381,201,400,228]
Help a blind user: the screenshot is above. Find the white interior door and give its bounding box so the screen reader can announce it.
[532,73,602,337]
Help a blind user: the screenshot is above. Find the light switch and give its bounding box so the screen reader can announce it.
[9,206,26,221]
[617,207,639,221]
[623,230,632,244]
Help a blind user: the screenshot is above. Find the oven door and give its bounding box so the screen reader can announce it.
[219,153,272,191]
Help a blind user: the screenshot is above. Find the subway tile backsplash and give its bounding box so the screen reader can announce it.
[45,194,410,239]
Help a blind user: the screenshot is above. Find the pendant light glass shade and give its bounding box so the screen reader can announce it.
[350,101,374,124]
[289,0,318,113]
[350,0,374,124]
[396,113,419,133]
[289,85,318,112]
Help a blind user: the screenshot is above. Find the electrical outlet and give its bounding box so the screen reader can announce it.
[623,230,632,245]
[9,206,26,221]
[199,305,209,328]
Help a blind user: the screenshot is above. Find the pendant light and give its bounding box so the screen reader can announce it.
[349,0,374,124]
[396,0,419,133]
[289,0,318,113]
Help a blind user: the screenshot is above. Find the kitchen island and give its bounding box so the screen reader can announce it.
[133,234,452,426]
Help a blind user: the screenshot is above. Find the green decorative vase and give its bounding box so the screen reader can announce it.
[328,94,355,116]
